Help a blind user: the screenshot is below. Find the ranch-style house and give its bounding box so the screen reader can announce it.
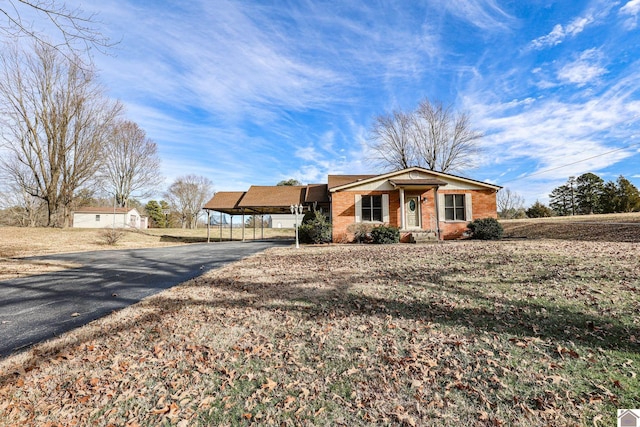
[204,167,501,242]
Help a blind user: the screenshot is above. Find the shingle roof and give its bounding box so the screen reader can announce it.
[305,184,329,203]
[239,186,306,208]
[327,175,376,190]
[203,192,246,211]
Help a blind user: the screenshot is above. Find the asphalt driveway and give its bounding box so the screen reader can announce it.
[0,240,289,357]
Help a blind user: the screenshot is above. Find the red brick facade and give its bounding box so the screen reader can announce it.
[330,171,499,242]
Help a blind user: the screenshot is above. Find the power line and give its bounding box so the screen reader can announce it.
[500,141,640,184]
[498,114,640,185]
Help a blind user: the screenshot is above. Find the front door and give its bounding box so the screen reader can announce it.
[405,196,420,228]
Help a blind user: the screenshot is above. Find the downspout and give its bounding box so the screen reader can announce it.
[434,186,441,241]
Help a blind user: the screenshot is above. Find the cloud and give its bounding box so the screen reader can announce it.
[432,0,515,31]
[620,0,640,28]
[531,15,595,49]
[557,49,608,87]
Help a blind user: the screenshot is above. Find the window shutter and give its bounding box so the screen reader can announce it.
[355,194,362,223]
[438,193,445,220]
[382,194,390,223]
[465,194,473,221]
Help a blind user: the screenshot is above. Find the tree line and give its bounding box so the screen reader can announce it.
[0,41,213,228]
[498,173,640,219]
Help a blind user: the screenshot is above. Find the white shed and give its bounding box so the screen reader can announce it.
[72,207,148,229]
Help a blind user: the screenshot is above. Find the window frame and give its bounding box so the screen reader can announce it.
[95,214,101,222]
[444,194,466,221]
[361,195,383,222]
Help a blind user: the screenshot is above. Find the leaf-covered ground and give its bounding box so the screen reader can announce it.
[1,240,639,426]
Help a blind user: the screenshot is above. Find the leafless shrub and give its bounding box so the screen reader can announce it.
[99,227,125,245]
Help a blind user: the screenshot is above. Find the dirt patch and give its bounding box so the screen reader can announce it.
[501,213,640,242]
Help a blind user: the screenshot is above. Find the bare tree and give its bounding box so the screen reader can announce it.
[100,120,163,207]
[164,175,213,229]
[368,98,483,173]
[497,188,525,219]
[369,110,417,170]
[0,0,112,55]
[0,42,122,227]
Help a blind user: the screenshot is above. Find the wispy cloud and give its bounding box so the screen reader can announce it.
[620,0,640,29]
[557,49,608,87]
[432,0,515,31]
[531,15,595,49]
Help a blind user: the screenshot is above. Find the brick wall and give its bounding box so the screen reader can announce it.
[439,189,498,239]
[331,188,498,242]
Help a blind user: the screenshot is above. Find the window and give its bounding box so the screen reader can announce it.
[362,195,383,222]
[444,194,466,221]
[95,214,101,221]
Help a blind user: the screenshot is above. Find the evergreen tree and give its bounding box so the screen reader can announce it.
[600,181,619,213]
[575,172,604,214]
[526,201,554,218]
[616,176,640,212]
[549,183,574,216]
[145,200,166,228]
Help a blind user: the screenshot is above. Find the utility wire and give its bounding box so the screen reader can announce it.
[498,114,640,185]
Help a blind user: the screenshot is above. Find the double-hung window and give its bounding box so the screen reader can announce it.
[95,214,101,222]
[362,195,383,222]
[444,194,466,221]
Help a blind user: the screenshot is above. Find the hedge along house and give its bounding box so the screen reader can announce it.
[329,167,501,242]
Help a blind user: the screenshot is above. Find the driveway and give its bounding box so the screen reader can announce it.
[0,240,289,357]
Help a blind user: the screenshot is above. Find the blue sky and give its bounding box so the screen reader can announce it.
[75,0,640,205]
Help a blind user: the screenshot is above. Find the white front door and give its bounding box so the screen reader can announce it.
[405,196,420,228]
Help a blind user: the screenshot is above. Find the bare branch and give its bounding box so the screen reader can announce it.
[1,0,114,58]
[367,97,483,173]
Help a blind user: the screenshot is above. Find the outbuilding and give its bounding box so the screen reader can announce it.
[72,207,148,229]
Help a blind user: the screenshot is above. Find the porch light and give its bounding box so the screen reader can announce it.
[290,204,304,249]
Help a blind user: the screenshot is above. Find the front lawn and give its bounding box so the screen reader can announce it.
[1,240,638,426]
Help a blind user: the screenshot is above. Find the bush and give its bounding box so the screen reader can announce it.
[467,218,503,240]
[298,210,332,244]
[347,223,373,243]
[99,227,125,245]
[370,225,400,244]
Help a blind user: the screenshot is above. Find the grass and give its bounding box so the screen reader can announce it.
[1,235,639,426]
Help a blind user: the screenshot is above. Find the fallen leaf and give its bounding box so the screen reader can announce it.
[262,378,277,392]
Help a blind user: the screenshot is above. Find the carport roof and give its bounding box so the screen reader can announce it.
[203,184,329,215]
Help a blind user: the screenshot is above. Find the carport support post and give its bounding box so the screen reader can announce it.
[206,210,210,243]
[242,209,245,242]
[261,214,264,240]
[219,211,223,242]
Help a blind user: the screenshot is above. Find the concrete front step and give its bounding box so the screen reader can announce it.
[409,231,438,243]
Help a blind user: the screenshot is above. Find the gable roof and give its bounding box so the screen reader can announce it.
[239,185,306,208]
[203,191,246,212]
[73,207,140,215]
[328,175,376,190]
[203,184,329,215]
[329,167,501,192]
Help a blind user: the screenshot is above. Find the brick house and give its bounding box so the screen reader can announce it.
[329,167,501,242]
[203,167,500,242]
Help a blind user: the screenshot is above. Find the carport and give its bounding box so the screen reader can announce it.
[202,184,329,242]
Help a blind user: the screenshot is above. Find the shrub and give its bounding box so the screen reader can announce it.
[370,225,400,244]
[99,227,125,245]
[347,223,373,243]
[298,210,332,244]
[467,218,503,240]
